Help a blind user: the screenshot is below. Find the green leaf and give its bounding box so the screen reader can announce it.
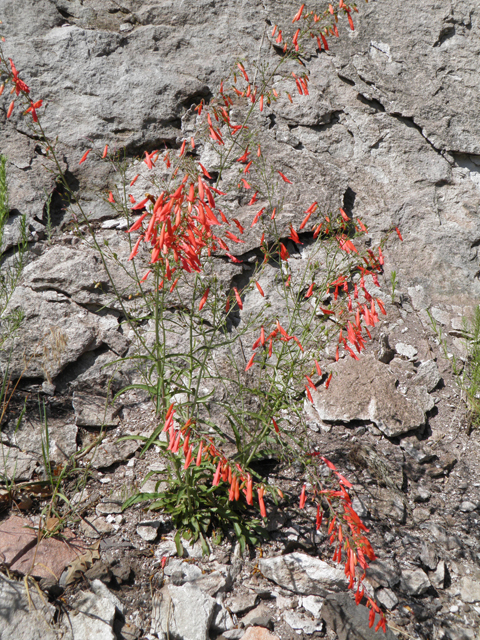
[174,530,184,557]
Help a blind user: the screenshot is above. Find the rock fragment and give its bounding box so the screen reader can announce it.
[311,355,429,437]
[322,593,397,640]
[151,583,216,640]
[68,590,116,640]
[0,573,57,640]
[460,577,480,603]
[400,568,430,596]
[259,552,347,595]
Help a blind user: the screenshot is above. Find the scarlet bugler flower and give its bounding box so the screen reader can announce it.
[79,149,91,165]
[199,287,210,310]
[299,484,307,508]
[277,171,292,184]
[258,487,267,518]
[292,3,305,22]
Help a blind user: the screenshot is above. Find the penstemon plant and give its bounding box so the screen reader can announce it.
[0,2,395,632]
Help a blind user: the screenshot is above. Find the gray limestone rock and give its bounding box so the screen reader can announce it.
[413,360,442,393]
[431,560,446,590]
[0,287,102,380]
[228,592,258,615]
[283,610,324,635]
[311,355,430,437]
[67,590,116,640]
[211,604,235,634]
[419,543,438,571]
[136,520,162,543]
[90,579,126,616]
[259,552,347,596]
[375,588,398,611]
[366,560,400,589]
[0,572,58,640]
[400,568,431,596]
[151,583,216,640]
[322,593,397,640]
[72,393,120,427]
[460,577,480,603]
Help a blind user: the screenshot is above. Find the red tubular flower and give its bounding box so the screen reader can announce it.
[279,243,289,261]
[144,150,154,169]
[289,225,302,244]
[395,226,403,241]
[108,191,115,203]
[172,430,182,453]
[226,230,245,244]
[315,360,322,376]
[213,461,222,486]
[241,178,251,189]
[299,484,307,508]
[325,373,333,389]
[233,287,243,309]
[305,386,313,403]
[132,197,150,211]
[246,474,253,505]
[299,211,313,230]
[237,62,249,82]
[272,418,279,433]
[79,149,91,165]
[305,283,315,298]
[251,207,265,226]
[347,13,355,30]
[102,144,108,158]
[245,353,255,371]
[258,487,267,518]
[292,4,305,22]
[277,171,292,184]
[199,163,212,179]
[184,446,193,469]
[321,34,329,50]
[199,288,210,311]
[255,281,265,297]
[232,218,244,234]
[236,148,250,163]
[196,442,204,466]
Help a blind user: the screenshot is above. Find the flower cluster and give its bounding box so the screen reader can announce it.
[301,456,387,632]
[0,55,43,122]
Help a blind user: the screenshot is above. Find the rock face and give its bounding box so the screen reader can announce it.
[311,355,430,437]
[2,0,480,638]
[1,0,480,386]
